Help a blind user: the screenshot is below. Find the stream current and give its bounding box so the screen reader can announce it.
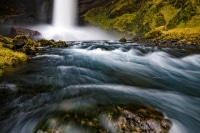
[0,41,200,133]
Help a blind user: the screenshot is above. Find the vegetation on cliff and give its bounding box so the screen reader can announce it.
[83,0,200,44]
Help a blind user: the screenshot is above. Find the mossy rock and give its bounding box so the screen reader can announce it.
[54,40,68,48]
[37,39,55,47]
[119,37,127,42]
[13,35,40,55]
[34,104,172,133]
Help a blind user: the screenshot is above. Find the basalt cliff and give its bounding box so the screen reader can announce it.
[0,0,53,24]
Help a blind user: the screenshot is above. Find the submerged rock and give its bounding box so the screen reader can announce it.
[35,105,172,133]
[117,109,172,133]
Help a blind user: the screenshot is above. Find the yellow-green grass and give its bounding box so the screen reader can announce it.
[144,26,200,44]
[83,0,200,42]
[161,28,200,43]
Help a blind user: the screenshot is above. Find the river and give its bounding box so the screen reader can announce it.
[0,41,200,133]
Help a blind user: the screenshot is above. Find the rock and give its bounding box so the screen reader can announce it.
[35,104,172,133]
[119,37,127,42]
[10,26,41,39]
[116,108,172,133]
[55,40,68,48]
[0,0,53,24]
[37,39,55,47]
[13,35,39,55]
[13,35,27,49]
[37,39,68,48]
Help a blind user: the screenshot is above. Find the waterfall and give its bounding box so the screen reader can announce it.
[53,0,77,28]
[31,0,117,41]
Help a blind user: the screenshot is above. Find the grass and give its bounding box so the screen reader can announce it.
[160,28,200,43]
[144,26,200,44]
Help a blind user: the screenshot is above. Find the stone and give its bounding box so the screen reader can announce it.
[37,39,55,47]
[13,35,39,55]
[119,37,127,42]
[13,35,28,49]
[10,26,41,39]
[116,108,172,133]
[55,40,68,47]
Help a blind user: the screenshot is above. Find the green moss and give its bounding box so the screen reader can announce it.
[0,35,28,76]
[160,5,180,25]
[83,0,168,36]
[83,0,200,43]
[0,47,28,71]
[167,1,196,29]
[143,26,167,39]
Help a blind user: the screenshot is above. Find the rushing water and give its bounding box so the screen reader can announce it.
[0,41,200,133]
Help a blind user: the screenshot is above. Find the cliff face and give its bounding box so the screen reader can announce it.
[82,0,200,41]
[78,0,111,25]
[0,0,53,24]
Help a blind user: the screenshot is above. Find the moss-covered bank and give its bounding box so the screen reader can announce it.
[83,0,200,44]
[0,35,68,76]
[0,35,27,76]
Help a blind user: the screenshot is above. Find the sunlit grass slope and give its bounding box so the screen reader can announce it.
[83,0,200,42]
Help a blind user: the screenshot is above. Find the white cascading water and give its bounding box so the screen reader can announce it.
[31,0,117,41]
[53,0,76,28]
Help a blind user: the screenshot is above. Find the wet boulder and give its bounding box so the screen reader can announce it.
[35,104,172,133]
[10,26,41,39]
[13,35,39,55]
[54,40,68,48]
[119,37,127,42]
[37,39,68,48]
[37,39,55,47]
[117,108,172,133]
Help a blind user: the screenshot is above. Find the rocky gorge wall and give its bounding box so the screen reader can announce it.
[0,0,53,24]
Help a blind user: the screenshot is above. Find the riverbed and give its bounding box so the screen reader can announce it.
[0,41,200,133]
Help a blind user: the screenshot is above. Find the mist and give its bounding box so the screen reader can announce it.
[29,0,118,41]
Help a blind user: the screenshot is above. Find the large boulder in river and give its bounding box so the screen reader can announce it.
[10,27,41,39]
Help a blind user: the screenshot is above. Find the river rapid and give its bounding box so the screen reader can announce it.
[0,41,200,133]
